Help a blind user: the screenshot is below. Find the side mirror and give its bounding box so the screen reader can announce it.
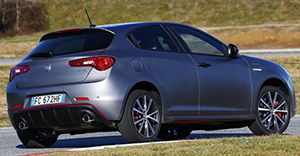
[228,43,239,58]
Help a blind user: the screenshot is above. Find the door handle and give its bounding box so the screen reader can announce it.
[198,62,211,68]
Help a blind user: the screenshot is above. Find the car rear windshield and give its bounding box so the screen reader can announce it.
[29,29,114,57]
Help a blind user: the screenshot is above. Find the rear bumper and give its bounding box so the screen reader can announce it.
[6,62,141,134]
[7,67,137,129]
[12,103,115,132]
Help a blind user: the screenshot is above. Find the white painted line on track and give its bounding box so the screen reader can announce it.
[68,140,180,152]
[200,23,300,31]
[0,127,13,129]
[240,48,300,53]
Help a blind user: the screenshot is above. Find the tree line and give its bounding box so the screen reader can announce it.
[0,0,47,37]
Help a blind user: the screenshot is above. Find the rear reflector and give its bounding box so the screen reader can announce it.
[9,66,30,81]
[69,56,116,71]
[74,97,89,101]
[13,104,22,109]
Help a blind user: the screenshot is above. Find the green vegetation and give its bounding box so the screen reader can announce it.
[47,135,300,156]
[45,0,300,30]
[2,0,300,56]
[0,65,13,127]
[0,32,43,57]
[0,32,45,42]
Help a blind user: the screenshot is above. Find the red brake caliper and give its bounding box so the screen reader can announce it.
[275,101,282,118]
[133,116,138,120]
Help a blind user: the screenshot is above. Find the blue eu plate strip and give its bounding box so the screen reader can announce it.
[31,97,34,106]
[61,94,65,103]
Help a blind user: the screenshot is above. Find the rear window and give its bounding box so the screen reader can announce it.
[29,29,114,56]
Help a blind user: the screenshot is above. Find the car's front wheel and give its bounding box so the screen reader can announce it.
[17,129,58,148]
[118,90,161,142]
[249,86,290,135]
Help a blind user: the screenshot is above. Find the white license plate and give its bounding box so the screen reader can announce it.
[31,94,65,106]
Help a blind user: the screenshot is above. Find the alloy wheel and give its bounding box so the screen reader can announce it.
[132,95,160,138]
[258,90,288,132]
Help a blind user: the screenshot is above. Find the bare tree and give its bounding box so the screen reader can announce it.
[0,0,47,36]
[15,0,20,31]
[0,0,6,33]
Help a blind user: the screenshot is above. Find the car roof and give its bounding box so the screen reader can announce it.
[98,22,227,48]
[41,22,180,41]
[41,22,228,50]
[98,21,183,33]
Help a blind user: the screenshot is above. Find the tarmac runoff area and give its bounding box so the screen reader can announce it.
[0,115,299,156]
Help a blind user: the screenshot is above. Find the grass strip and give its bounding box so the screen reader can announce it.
[46,135,300,156]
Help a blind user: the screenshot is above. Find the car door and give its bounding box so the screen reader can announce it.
[130,25,199,116]
[170,25,252,115]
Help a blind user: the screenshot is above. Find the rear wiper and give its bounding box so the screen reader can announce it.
[30,52,53,58]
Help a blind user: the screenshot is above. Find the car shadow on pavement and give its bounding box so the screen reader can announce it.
[16,133,254,148]
[188,133,254,139]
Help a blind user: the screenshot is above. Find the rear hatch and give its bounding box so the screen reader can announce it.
[13,28,114,89]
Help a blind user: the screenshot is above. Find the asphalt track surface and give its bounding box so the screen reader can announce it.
[0,115,299,156]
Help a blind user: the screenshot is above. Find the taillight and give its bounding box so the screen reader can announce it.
[9,66,30,81]
[69,56,116,71]
[94,56,116,71]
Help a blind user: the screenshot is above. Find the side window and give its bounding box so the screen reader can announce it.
[131,25,178,52]
[172,25,224,56]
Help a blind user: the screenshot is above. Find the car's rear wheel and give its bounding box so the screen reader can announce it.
[118,90,161,142]
[249,86,290,135]
[158,127,192,140]
[17,129,58,148]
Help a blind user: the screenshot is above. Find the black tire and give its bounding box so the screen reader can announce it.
[17,129,58,148]
[158,127,192,141]
[249,86,291,135]
[118,90,161,142]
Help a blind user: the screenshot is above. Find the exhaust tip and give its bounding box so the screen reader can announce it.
[18,120,28,130]
[82,113,94,123]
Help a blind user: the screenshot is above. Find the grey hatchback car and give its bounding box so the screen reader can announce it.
[7,22,297,148]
